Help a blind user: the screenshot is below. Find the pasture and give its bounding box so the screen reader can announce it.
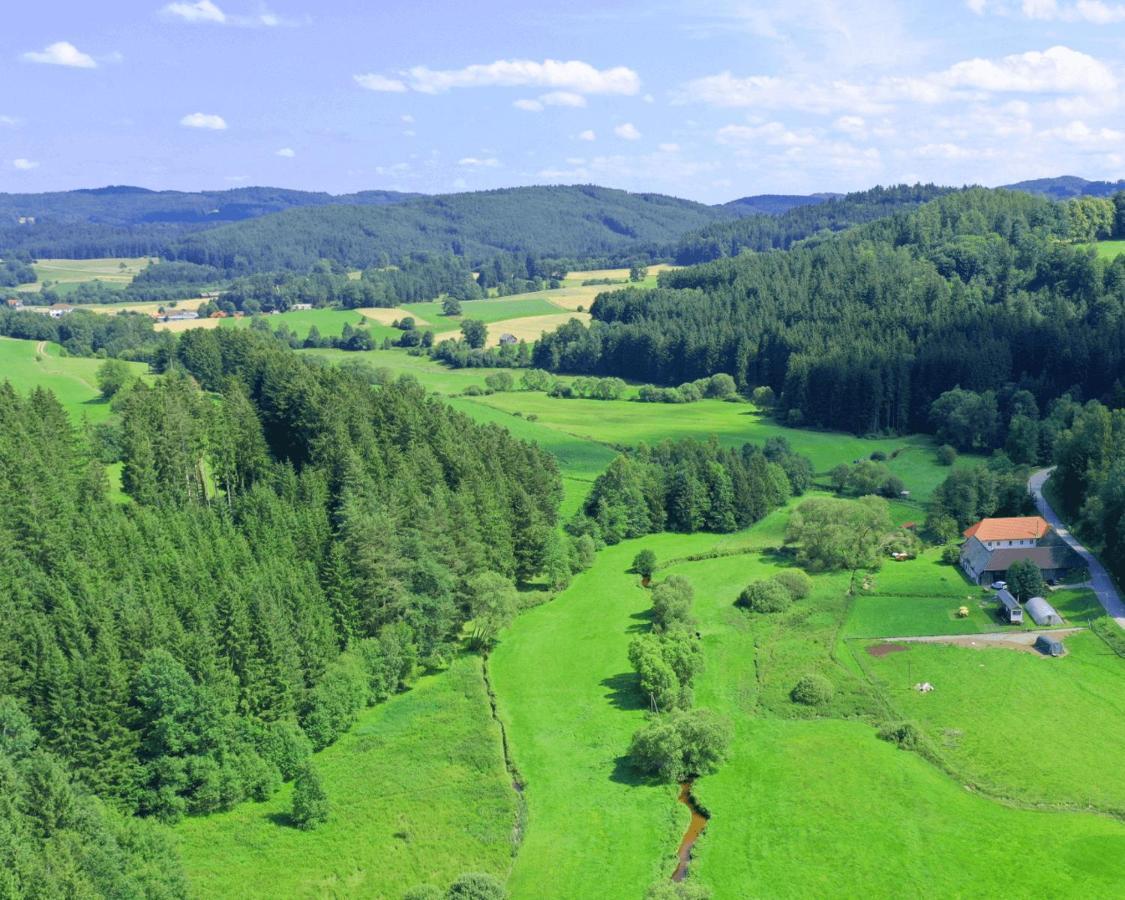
[0,336,146,423]
[401,296,564,333]
[17,256,156,292]
[176,655,517,899]
[1083,240,1125,260]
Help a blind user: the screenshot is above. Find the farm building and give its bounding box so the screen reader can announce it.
[996,589,1023,624]
[498,333,518,346]
[959,516,1081,586]
[48,305,75,318]
[291,303,313,310]
[1025,596,1063,626]
[1035,635,1064,657]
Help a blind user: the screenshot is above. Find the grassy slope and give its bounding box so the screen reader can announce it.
[176,655,517,899]
[1082,240,1125,260]
[0,336,145,423]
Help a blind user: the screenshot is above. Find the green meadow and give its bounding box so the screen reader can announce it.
[1082,239,1125,260]
[176,655,517,899]
[0,336,146,423]
[17,256,156,292]
[214,308,401,343]
[402,295,563,333]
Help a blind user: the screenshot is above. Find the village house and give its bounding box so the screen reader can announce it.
[48,304,75,318]
[959,516,1081,586]
[290,302,314,310]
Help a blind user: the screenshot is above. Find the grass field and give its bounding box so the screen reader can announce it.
[402,296,566,334]
[862,630,1125,814]
[0,336,146,423]
[176,655,518,899]
[491,509,1125,897]
[1082,240,1125,260]
[15,256,156,293]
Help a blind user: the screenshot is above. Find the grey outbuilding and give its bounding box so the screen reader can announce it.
[1025,596,1063,626]
[996,589,1023,624]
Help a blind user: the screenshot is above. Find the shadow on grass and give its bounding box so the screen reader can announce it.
[267,810,296,829]
[601,672,646,711]
[609,753,646,786]
[627,608,653,633]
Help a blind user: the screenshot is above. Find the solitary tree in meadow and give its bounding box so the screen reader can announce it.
[291,762,329,830]
[460,318,487,349]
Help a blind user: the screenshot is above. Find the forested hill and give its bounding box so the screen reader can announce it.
[1003,175,1125,200]
[673,183,956,264]
[720,193,838,216]
[535,187,1125,437]
[0,184,420,226]
[163,185,738,272]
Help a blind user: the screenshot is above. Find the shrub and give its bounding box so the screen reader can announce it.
[940,546,961,565]
[632,549,657,578]
[446,873,507,899]
[870,450,887,462]
[628,708,732,782]
[751,385,776,408]
[291,762,329,830]
[403,887,444,900]
[651,575,695,632]
[790,673,835,706]
[462,385,486,396]
[877,721,927,751]
[484,372,514,393]
[772,570,812,600]
[786,408,804,426]
[937,444,958,466]
[738,579,791,613]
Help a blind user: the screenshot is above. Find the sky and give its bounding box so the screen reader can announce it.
[2,0,1125,202]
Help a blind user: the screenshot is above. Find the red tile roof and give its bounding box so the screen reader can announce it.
[963,516,1051,542]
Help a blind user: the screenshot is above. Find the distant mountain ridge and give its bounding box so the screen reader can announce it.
[1002,175,1125,200]
[721,193,840,216]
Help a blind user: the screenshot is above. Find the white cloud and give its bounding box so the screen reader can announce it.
[965,0,988,11]
[514,99,544,112]
[12,159,39,170]
[401,114,415,123]
[717,122,817,147]
[614,122,642,140]
[834,115,867,135]
[1041,120,1125,143]
[578,129,596,141]
[22,41,97,68]
[1017,0,1125,21]
[913,142,981,160]
[402,59,640,95]
[162,0,226,23]
[659,142,680,152]
[354,73,407,92]
[540,91,587,107]
[941,46,1115,94]
[457,156,500,167]
[276,147,295,157]
[180,112,228,129]
[0,115,19,127]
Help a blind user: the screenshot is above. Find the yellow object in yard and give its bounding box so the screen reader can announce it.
[957,606,970,618]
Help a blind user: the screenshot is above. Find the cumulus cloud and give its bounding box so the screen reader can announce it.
[1041,120,1125,143]
[22,41,97,68]
[354,73,407,92]
[12,159,39,170]
[1019,0,1125,21]
[358,59,640,97]
[401,114,415,123]
[457,156,500,167]
[941,46,1115,94]
[161,1,299,26]
[578,129,596,141]
[513,99,544,112]
[539,91,587,107]
[180,112,228,129]
[614,122,642,140]
[716,122,817,146]
[276,147,295,157]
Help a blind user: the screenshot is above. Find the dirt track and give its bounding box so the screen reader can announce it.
[874,628,1084,655]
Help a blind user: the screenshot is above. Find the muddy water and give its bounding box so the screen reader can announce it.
[672,781,709,882]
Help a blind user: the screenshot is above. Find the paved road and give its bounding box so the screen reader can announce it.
[1029,467,1125,628]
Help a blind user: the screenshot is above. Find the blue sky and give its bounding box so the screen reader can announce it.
[2,0,1124,202]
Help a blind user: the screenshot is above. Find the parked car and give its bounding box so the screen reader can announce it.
[990,580,1007,590]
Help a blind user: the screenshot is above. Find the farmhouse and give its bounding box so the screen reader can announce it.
[959,516,1081,586]
[48,304,75,318]
[291,303,313,310]
[1026,596,1063,626]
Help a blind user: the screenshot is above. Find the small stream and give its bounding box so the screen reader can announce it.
[671,781,709,882]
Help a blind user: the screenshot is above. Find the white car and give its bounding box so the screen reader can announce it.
[990,580,1007,590]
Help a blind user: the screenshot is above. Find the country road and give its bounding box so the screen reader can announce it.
[1029,467,1125,628]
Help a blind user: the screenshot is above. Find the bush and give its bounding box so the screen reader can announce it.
[446,872,507,899]
[403,887,444,900]
[870,450,887,462]
[771,570,812,600]
[651,575,695,632]
[738,579,791,613]
[628,708,732,782]
[790,673,835,706]
[877,721,927,751]
[632,549,657,578]
[751,385,776,408]
[937,444,958,466]
[940,546,961,565]
[462,385,486,396]
[291,762,329,830]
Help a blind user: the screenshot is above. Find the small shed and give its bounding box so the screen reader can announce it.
[1025,596,1063,626]
[1035,634,1064,657]
[498,333,518,346]
[996,589,1023,624]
